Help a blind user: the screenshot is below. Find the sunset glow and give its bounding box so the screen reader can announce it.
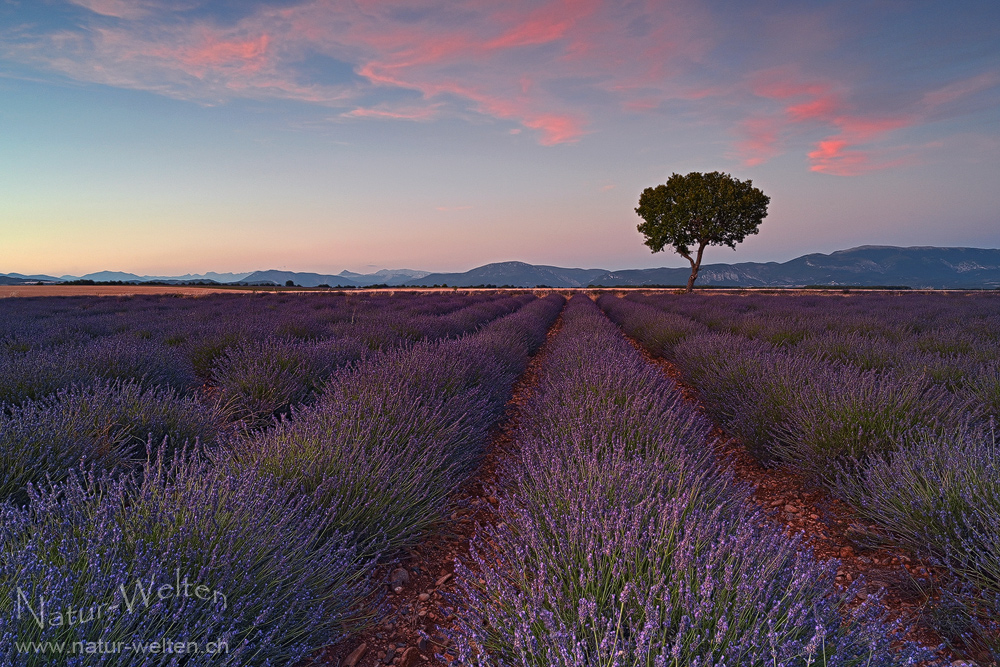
[0,0,997,276]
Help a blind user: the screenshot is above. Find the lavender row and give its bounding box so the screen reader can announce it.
[625,291,1000,417]
[0,292,532,405]
[230,293,564,561]
[601,293,1000,659]
[627,292,1000,351]
[1,450,369,666]
[208,294,535,425]
[600,295,980,471]
[0,292,509,352]
[0,380,224,504]
[453,295,925,667]
[832,425,1000,658]
[0,294,564,666]
[0,293,535,505]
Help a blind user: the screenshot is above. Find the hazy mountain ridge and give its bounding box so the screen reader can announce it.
[338,269,432,285]
[237,268,431,287]
[4,247,999,289]
[593,246,1000,288]
[238,270,357,287]
[405,261,608,287]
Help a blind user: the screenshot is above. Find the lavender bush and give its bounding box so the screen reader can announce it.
[0,292,528,406]
[0,291,568,665]
[596,293,707,359]
[0,334,196,405]
[670,333,816,462]
[0,380,223,504]
[606,296,972,475]
[0,452,370,666]
[796,331,903,371]
[454,296,927,667]
[210,336,365,426]
[769,368,965,480]
[228,295,563,562]
[968,363,1000,419]
[832,424,1000,656]
[834,424,1000,590]
[601,292,999,658]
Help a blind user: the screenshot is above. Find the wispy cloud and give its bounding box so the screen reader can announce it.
[68,0,157,20]
[921,71,1000,110]
[3,0,996,166]
[731,64,999,175]
[1,0,711,145]
[341,105,442,121]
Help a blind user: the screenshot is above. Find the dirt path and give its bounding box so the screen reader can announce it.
[315,309,566,667]
[615,330,958,660]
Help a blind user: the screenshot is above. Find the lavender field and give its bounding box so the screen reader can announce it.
[0,290,997,666]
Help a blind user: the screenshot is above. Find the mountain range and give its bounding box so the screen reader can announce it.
[4,246,1000,289]
[0,268,429,287]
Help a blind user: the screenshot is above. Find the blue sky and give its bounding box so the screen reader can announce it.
[1,0,998,275]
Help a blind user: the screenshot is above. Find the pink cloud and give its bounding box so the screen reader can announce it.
[807,139,913,176]
[733,117,783,166]
[6,0,992,168]
[623,97,659,112]
[357,55,587,144]
[486,0,603,55]
[802,115,915,175]
[738,64,1000,174]
[6,0,716,146]
[523,113,585,145]
[738,68,923,175]
[485,14,571,50]
[178,34,271,72]
[807,139,855,171]
[750,69,830,101]
[786,95,838,122]
[18,0,975,168]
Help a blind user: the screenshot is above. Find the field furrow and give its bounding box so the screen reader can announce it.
[600,291,1000,663]
[450,295,929,666]
[321,302,567,667]
[0,293,562,666]
[3,290,998,666]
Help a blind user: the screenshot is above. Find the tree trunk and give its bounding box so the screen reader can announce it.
[684,242,708,293]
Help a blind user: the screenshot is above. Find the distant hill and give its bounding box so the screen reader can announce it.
[586,246,1000,288]
[238,270,358,287]
[6,247,1000,290]
[71,271,147,282]
[51,271,254,283]
[337,268,431,286]
[156,272,254,283]
[237,268,434,287]
[0,272,61,284]
[406,261,609,287]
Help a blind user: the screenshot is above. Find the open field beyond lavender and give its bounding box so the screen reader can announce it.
[1,290,998,666]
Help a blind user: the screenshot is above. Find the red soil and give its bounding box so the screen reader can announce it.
[312,312,566,667]
[624,337,959,662]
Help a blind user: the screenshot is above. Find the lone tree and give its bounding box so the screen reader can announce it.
[635,171,769,292]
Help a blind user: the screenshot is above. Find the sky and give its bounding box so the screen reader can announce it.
[1,0,998,276]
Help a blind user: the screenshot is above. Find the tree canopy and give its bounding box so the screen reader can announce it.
[635,171,769,291]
